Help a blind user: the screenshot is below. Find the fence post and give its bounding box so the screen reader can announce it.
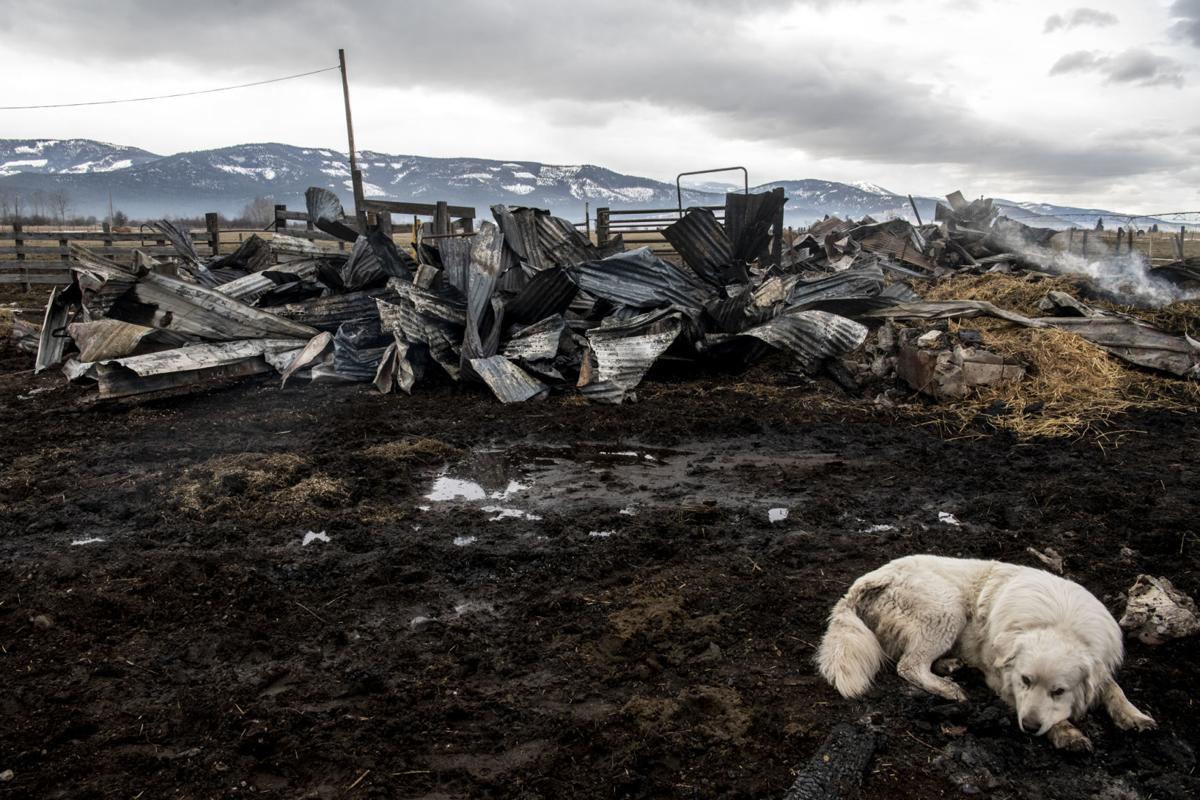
[13,223,27,291]
[596,207,610,245]
[275,204,288,236]
[205,212,220,257]
[434,201,450,237]
[460,215,474,235]
[584,202,591,239]
[772,198,784,268]
[378,211,393,238]
[1081,229,1089,257]
[1116,227,1124,254]
[1178,226,1186,260]
[102,221,113,250]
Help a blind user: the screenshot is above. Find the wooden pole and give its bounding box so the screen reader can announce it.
[339,48,367,233]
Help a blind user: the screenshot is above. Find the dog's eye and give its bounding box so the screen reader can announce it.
[1051,688,1065,698]
[1021,675,1032,688]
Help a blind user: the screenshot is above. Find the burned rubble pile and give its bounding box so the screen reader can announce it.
[16,186,1200,417]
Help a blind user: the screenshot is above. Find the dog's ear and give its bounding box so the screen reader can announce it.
[992,635,1021,671]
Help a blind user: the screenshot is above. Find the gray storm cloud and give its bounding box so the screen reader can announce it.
[0,0,1191,199]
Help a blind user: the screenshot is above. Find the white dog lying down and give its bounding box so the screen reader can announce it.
[817,555,1156,752]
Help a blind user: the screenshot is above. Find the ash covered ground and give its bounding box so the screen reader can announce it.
[1,333,1197,800]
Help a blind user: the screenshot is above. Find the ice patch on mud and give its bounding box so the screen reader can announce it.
[426,475,528,502]
[481,505,543,522]
[768,508,789,523]
[453,535,477,547]
[589,530,615,538]
[861,523,897,533]
[302,530,330,546]
[938,512,962,526]
[70,537,105,546]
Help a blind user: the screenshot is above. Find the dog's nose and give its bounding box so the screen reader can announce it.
[1020,718,1041,734]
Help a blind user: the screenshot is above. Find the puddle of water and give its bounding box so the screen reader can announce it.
[302,530,330,546]
[453,535,477,546]
[938,512,961,527]
[70,537,105,546]
[768,508,789,523]
[589,530,615,538]
[861,524,897,533]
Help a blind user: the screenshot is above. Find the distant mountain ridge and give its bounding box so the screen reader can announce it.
[0,138,1182,230]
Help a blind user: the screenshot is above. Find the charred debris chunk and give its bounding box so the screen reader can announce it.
[27,188,1199,402]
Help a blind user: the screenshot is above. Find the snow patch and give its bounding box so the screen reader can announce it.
[1,159,47,169]
[938,512,961,527]
[768,508,789,523]
[502,183,535,195]
[511,171,537,180]
[302,530,330,546]
[457,172,495,181]
[93,159,132,172]
[70,537,105,546]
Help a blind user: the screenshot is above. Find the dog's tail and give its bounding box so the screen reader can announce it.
[816,592,886,698]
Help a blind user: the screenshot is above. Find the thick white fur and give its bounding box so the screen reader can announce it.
[817,555,1156,747]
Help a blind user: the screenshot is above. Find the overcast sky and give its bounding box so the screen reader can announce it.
[2,0,1198,213]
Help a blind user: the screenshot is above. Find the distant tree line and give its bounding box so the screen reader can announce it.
[0,191,279,229]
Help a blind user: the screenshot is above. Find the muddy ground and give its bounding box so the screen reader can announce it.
[1,316,1198,799]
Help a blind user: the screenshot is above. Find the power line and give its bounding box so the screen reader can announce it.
[0,65,341,111]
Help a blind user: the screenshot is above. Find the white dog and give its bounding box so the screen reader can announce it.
[816,555,1156,751]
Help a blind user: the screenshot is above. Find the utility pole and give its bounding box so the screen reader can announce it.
[339,48,368,232]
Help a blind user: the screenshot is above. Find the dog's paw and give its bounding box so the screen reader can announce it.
[1114,708,1157,732]
[1048,723,1093,754]
[933,658,964,677]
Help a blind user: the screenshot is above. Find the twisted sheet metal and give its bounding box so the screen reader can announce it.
[567,247,713,311]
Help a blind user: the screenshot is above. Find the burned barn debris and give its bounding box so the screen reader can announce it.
[14,186,1199,431]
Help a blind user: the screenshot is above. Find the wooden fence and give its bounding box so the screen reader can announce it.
[0,199,477,287]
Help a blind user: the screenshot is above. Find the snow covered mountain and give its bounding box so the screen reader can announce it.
[0,139,159,177]
[0,138,1183,229]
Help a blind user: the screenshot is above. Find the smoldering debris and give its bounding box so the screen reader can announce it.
[15,187,1199,421]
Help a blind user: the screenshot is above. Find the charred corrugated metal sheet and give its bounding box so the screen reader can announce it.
[93,338,306,399]
[505,266,578,325]
[502,315,565,363]
[435,235,474,294]
[724,188,786,263]
[849,219,933,272]
[305,186,358,242]
[376,296,463,380]
[34,287,70,374]
[70,246,318,341]
[709,310,868,372]
[280,332,334,387]
[147,219,217,286]
[67,318,190,363]
[788,266,885,310]
[663,208,731,286]
[333,318,390,381]
[567,247,714,311]
[469,355,549,403]
[216,259,321,304]
[270,233,326,260]
[582,308,684,400]
[462,222,506,369]
[209,234,273,273]
[267,287,399,332]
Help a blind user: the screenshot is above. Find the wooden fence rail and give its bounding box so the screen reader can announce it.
[0,197,477,287]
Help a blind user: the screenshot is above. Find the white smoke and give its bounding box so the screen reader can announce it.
[994,229,1194,308]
